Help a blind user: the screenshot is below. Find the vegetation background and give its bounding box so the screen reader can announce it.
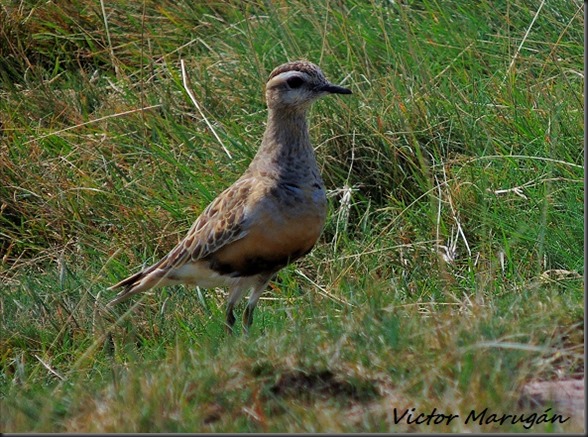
[1,0,584,432]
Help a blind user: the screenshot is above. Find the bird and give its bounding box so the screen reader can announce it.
[107,60,352,333]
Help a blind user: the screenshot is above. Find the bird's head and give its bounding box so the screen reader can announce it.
[265,61,351,111]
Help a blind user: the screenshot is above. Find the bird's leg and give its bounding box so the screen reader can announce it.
[242,303,255,334]
[242,278,271,334]
[226,284,249,334]
[225,302,236,334]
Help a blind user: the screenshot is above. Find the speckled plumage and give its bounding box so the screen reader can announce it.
[107,60,352,333]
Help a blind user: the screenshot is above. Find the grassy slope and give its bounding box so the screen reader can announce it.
[0,0,584,432]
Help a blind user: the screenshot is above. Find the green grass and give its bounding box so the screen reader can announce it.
[1,0,584,432]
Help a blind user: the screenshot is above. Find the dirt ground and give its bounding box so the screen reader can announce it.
[520,378,585,430]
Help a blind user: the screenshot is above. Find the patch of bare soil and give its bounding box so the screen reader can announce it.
[269,369,381,402]
[519,378,584,429]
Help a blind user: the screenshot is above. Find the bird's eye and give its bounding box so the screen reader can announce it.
[286,76,304,89]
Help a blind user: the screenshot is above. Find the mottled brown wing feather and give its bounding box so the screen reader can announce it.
[108,178,253,296]
[157,178,252,271]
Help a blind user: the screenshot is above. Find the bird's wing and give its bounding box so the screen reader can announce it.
[160,177,253,270]
[108,177,255,295]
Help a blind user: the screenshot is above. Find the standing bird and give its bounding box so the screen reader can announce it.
[107,60,352,333]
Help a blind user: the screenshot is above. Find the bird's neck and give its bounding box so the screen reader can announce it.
[249,107,318,178]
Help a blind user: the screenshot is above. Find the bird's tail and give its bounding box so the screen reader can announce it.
[107,257,168,308]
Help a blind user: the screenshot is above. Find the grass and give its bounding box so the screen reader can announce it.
[0,0,584,432]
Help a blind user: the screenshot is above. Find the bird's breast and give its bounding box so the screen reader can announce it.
[205,189,326,277]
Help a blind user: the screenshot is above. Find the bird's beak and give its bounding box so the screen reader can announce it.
[317,83,352,94]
